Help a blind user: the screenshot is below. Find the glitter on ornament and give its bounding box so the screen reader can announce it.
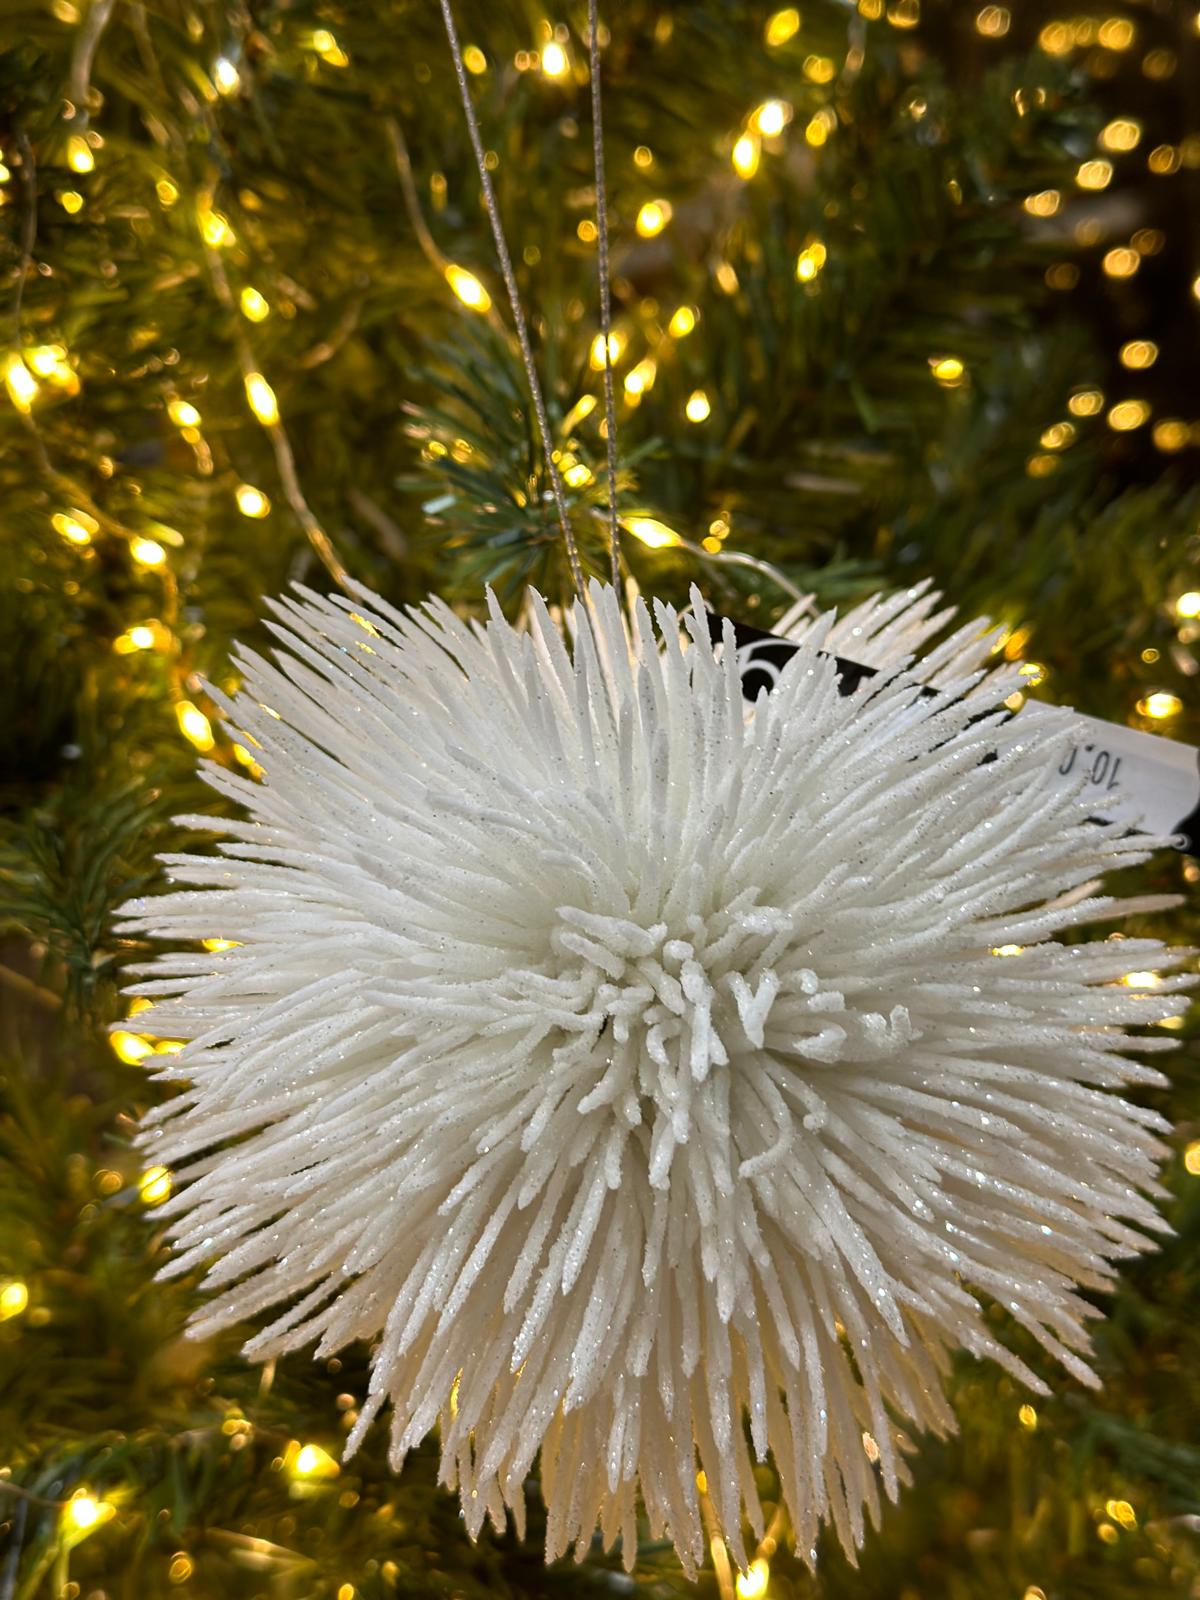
[122,582,1185,1574]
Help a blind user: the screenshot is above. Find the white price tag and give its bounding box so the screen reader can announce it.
[713,612,1199,852]
[1023,704,1200,846]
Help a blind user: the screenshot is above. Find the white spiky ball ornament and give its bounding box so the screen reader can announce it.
[122,579,1186,1575]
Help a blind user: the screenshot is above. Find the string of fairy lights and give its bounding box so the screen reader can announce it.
[6,5,1199,696]
[3,2,1199,1590]
[0,1419,353,1586]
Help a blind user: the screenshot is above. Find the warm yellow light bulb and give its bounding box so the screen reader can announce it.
[1067,388,1104,416]
[176,700,215,751]
[130,536,167,567]
[236,483,271,518]
[43,349,75,392]
[589,331,623,369]
[805,108,836,147]
[732,135,760,179]
[139,1166,173,1205]
[5,351,38,412]
[736,1560,770,1600]
[561,393,597,433]
[1098,17,1134,49]
[202,937,240,952]
[765,8,801,45]
[66,1491,109,1529]
[636,199,672,237]
[1107,398,1150,430]
[1175,591,1200,619]
[1100,117,1141,152]
[463,44,487,74]
[1075,158,1113,190]
[155,177,178,207]
[1184,1140,1200,1176]
[111,1030,153,1064]
[1105,1499,1137,1529]
[1157,418,1193,453]
[1143,57,1183,98]
[0,1281,29,1320]
[1119,339,1157,369]
[685,389,711,423]
[975,5,1011,36]
[1038,21,1071,53]
[28,343,64,377]
[66,134,94,173]
[200,209,234,247]
[168,398,201,428]
[1136,692,1181,719]
[59,189,84,213]
[624,357,657,396]
[311,29,349,66]
[1102,246,1140,278]
[1002,626,1032,660]
[541,41,568,77]
[233,743,264,776]
[795,241,827,281]
[1148,143,1180,175]
[668,305,697,338]
[931,356,965,386]
[123,624,156,651]
[1023,189,1061,217]
[240,285,270,322]
[625,516,682,550]
[1040,422,1075,450]
[752,100,790,137]
[244,371,279,425]
[52,509,98,545]
[1018,1403,1038,1429]
[445,264,492,312]
[293,1442,340,1478]
[214,56,240,94]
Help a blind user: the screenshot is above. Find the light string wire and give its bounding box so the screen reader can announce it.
[587,0,621,590]
[437,0,587,604]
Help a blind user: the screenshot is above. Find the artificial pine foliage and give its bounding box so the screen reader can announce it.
[1,2,1198,1598]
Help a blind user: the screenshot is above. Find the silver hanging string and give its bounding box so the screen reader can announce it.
[437,0,587,604]
[587,0,620,591]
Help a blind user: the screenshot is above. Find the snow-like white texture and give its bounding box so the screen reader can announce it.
[121,580,1186,1575]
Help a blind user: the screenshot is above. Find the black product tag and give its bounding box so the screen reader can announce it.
[707,611,1200,854]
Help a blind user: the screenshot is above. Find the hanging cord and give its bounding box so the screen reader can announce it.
[438,0,587,604]
[587,0,620,590]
